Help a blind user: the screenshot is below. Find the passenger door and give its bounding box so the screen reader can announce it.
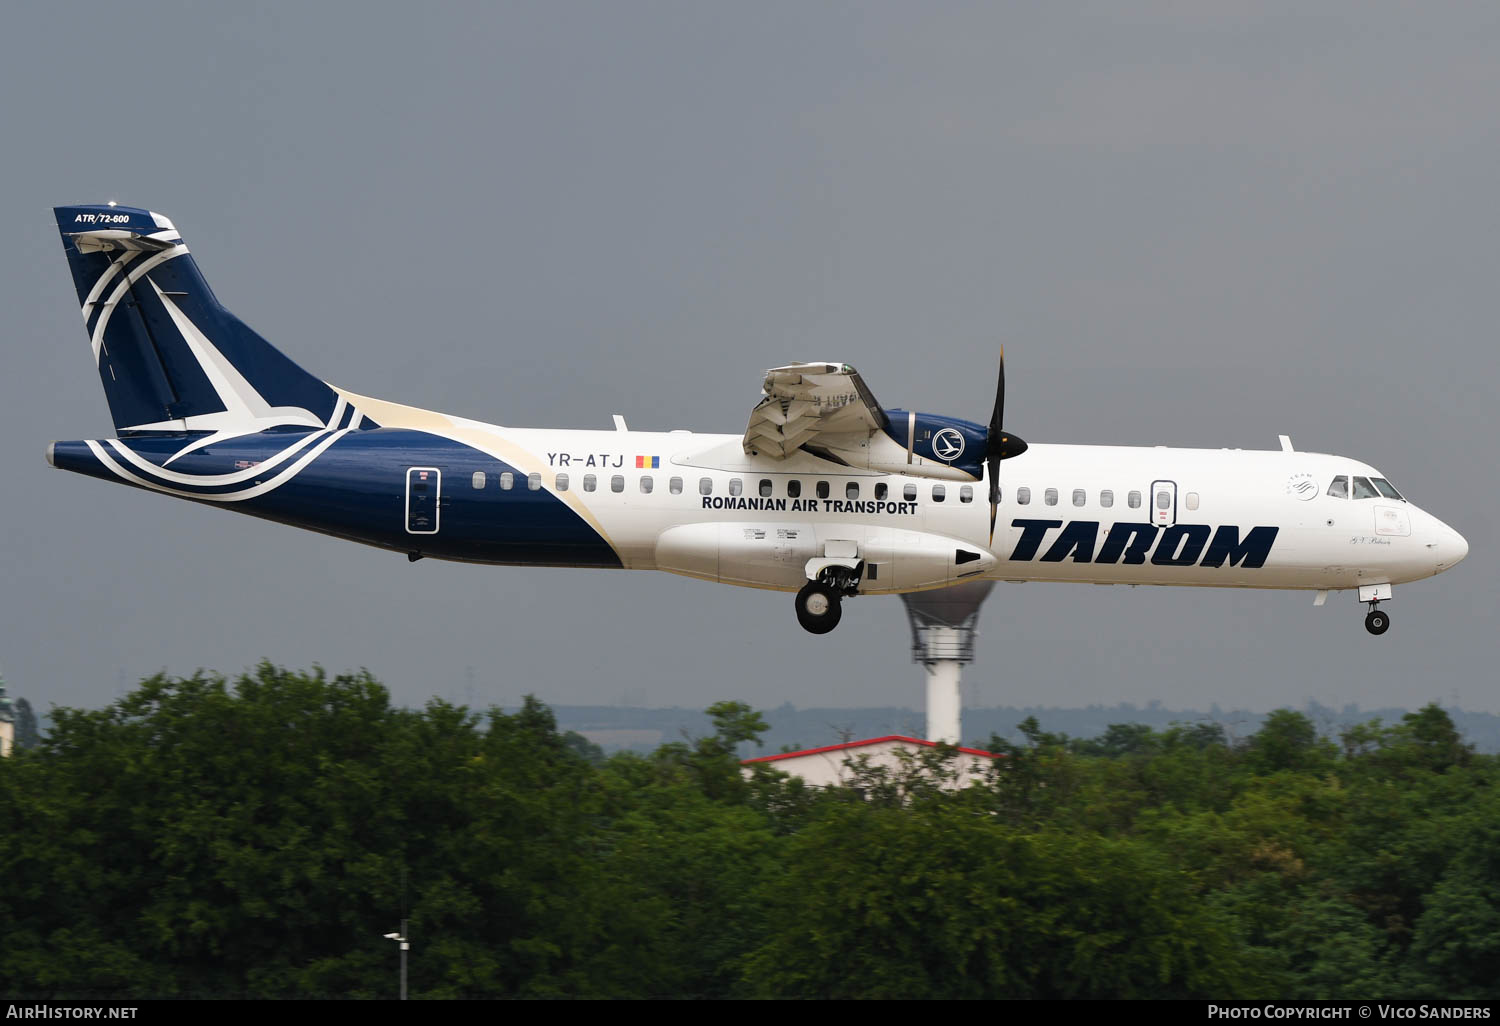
[406,467,441,534]
[1151,479,1177,526]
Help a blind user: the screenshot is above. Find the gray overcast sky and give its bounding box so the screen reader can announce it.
[2,2,1495,720]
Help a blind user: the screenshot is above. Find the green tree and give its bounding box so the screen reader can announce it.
[981,716,1079,826]
[1246,710,1335,774]
[742,800,1250,998]
[14,697,39,750]
[650,699,769,803]
[1071,722,1161,758]
[1401,782,1500,998]
[1264,894,1401,998]
[1388,704,1472,773]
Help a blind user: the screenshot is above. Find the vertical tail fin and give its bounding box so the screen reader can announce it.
[54,205,342,434]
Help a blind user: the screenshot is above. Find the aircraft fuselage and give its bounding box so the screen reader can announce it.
[49,407,1468,598]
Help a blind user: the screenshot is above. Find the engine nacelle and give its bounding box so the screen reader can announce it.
[816,410,987,482]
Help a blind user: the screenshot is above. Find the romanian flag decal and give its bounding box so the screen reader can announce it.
[635,455,659,469]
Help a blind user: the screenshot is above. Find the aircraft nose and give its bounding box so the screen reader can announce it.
[1431,520,1468,572]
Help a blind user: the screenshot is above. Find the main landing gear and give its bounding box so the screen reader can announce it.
[795,563,863,635]
[795,581,842,634]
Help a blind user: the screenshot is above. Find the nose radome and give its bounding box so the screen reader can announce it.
[1449,528,1469,566]
[1433,522,1468,571]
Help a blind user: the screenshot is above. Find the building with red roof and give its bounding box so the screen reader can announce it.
[741,735,1001,790]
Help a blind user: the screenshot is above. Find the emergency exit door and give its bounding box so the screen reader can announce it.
[1151,480,1177,526]
[406,467,441,534]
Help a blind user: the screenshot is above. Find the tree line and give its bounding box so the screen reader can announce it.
[0,664,1494,999]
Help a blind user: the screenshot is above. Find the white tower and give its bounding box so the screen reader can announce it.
[899,580,995,745]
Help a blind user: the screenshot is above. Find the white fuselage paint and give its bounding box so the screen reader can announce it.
[415,415,1468,596]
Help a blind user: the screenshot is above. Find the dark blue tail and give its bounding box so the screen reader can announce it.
[55,205,341,434]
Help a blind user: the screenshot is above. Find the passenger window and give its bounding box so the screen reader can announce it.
[1352,476,1379,500]
[527,472,541,491]
[875,483,888,500]
[699,477,713,495]
[670,477,683,495]
[959,485,973,503]
[640,476,653,494]
[1100,489,1114,508]
[1186,492,1199,511]
[1072,489,1086,507]
[932,484,946,503]
[817,481,830,499]
[903,483,917,502]
[759,479,773,497]
[1128,490,1142,509]
[730,478,743,497]
[583,474,596,492]
[611,475,624,493]
[556,473,569,491]
[1017,487,1031,505]
[1044,488,1058,507]
[1328,475,1348,499]
[846,482,859,500]
[788,480,802,499]
[1156,490,1171,510]
[472,471,486,490]
[1372,478,1404,501]
[500,472,514,491]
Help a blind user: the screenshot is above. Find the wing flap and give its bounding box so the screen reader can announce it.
[742,363,888,459]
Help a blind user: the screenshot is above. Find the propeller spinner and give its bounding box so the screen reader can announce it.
[985,348,1028,543]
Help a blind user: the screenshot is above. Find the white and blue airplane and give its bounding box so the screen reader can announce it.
[47,204,1467,636]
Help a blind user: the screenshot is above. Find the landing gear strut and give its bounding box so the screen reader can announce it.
[794,563,863,635]
[1364,602,1390,636]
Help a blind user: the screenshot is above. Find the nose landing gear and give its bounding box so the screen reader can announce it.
[1357,583,1393,636]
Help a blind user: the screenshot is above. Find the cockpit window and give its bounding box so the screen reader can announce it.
[1328,475,1348,499]
[1372,478,1404,501]
[1352,476,1380,500]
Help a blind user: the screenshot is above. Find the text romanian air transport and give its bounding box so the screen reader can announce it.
[46,205,1468,636]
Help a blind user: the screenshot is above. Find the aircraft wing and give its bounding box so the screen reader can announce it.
[742,363,890,458]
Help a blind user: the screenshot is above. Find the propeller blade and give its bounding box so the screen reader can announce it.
[989,346,1006,446]
[989,480,999,543]
[983,347,1029,543]
[987,348,1005,543]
